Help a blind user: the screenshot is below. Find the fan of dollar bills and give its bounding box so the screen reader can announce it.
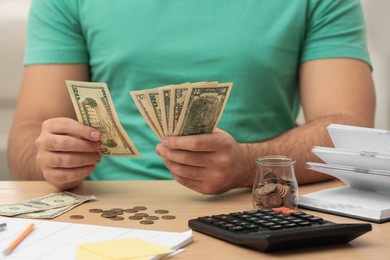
[66,80,232,157]
[130,81,232,139]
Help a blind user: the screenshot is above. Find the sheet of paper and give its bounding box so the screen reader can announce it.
[327,124,390,154]
[307,162,390,193]
[312,146,390,171]
[0,217,192,260]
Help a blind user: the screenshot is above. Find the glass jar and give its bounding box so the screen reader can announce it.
[252,156,298,210]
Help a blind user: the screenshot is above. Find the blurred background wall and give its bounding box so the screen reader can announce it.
[0,0,389,180]
[0,0,31,180]
[360,0,390,130]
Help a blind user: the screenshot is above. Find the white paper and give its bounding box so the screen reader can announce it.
[0,217,193,260]
[312,146,390,171]
[307,162,390,193]
[327,124,390,154]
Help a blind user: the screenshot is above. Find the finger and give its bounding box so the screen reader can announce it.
[43,165,96,185]
[40,151,102,168]
[164,159,205,181]
[162,131,231,152]
[172,173,225,195]
[37,134,101,153]
[171,174,204,193]
[43,118,101,141]
[156,144,210,167]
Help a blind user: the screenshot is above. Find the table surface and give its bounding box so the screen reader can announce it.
[0,180,387,259]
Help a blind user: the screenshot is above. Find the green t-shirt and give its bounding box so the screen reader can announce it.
[25,0,370,180]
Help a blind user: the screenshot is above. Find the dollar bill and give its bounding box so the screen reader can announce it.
[174,82,232,136]
[145,89,165,137]
[66,80,141,157]
[130,90,164,140]
[17,203,83,219]
[0,192,96,217]
[169,83,190,135]
[159,86,171,136]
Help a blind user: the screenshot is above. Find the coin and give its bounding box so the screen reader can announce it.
[140,220,154,225]
[262,183,277,194]
[89,208,103,213]
[263,172,277,180]
[70,215,84,219]
[133,206,147,211]
[124,208,138,213]
[283,193,296,209]
[111,216,124,221]
[110,208,124,213]
[161,215,176,220]
[129,215,143,220]
[267,193,283,208]
[155,209,169,214]
[145,216,159,220]
[101,212,117,218]
[134,213,148,217]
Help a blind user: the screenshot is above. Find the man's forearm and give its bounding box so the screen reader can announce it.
[7,122,44,180]
[242,113,374,186]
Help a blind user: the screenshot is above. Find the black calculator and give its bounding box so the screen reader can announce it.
[188,207,372,252]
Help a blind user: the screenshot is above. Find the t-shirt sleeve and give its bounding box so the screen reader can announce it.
[301,0,371,67]
[24,0,88,65]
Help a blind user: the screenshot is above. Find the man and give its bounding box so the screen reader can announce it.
[8,0,375,194]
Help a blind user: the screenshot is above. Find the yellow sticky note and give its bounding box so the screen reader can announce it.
[76,237,174,260]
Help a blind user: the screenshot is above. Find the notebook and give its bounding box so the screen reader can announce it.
[300,124,390,223]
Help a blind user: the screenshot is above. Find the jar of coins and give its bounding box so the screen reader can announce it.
[252,156,298,210]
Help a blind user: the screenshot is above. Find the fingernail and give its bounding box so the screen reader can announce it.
[91,130,100,140]
[162,138,169,147]
[156,144,161,155]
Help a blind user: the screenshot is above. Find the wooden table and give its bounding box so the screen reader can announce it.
[0,180,387,259]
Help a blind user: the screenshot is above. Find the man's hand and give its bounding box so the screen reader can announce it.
[35,118,102,190]
[156,129,253,195]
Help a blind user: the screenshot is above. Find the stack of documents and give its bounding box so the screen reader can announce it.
[299,124,390,223]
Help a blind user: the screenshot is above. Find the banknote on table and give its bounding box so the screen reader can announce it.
[16,203,84,219]
[66,80,141,157]
[0,192,96,217]
[130,81,232,138]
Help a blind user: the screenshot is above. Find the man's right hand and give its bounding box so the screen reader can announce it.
[35,117,102,190]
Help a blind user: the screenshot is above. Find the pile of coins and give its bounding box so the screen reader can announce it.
[253,172,298,209]
[69,206,176,225]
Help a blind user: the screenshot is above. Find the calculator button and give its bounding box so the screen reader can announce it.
[297,221,311,226]
[269,225,284,230]
[308,217,323,222]
[228,226,245,232]
[198,217,214,223]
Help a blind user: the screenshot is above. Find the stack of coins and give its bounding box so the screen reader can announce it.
[253,172,298,209]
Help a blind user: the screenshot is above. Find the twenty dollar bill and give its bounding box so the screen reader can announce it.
[66,80,140,157]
